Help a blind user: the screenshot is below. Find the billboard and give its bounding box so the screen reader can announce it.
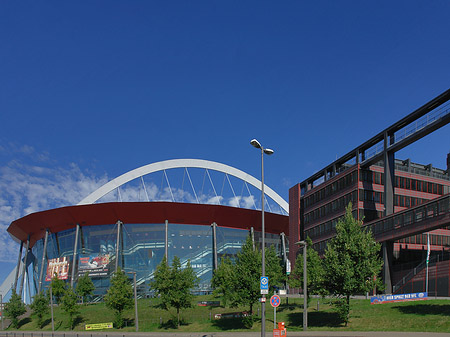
[45,257,70,281]
[78,254,110,277]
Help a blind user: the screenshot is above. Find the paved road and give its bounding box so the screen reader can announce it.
[1,331,449,337]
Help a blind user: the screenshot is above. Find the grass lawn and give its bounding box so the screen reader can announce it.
[10,296,450,333]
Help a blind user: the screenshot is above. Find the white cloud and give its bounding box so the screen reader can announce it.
[0,145,108,263]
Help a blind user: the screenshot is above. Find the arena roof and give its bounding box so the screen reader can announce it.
[8,201,288,248]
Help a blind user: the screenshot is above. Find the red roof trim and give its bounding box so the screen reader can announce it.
[8,202,288,248]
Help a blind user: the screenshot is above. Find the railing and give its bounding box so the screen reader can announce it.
[364,194,450,239]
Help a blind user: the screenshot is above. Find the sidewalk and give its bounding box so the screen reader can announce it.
[1,331,450,337]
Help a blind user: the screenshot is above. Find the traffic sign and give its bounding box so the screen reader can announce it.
[260,276,269,294]
[260,276,268,289]
[270,294,281,308]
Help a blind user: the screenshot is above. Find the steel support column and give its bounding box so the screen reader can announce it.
[211,222,218,270]
[13,241,24,292]
[165,220,169,262]
[70,224,80,288]
[382,241,394,294]
[115,220,122,272]
[19,235,30,299]
[383,132,395,216]
[38,229,49,293]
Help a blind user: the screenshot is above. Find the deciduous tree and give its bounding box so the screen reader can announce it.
[211,257,236,306]
[61,287,80,330]
[30,291,49,328]
[151,256,198,327]
[212,236,285,314]
[76,273,95,304]
[104,267,134,328]
[289,236,326,304]
[50,273,66,304]
[4,289,26,329]
[323,203,383,325]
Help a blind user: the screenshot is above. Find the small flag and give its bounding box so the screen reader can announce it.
[426,233,430,265]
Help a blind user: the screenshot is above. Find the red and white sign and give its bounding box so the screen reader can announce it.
[270,294,281,308]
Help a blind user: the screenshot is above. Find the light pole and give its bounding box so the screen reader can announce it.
[250,138,274,337]
[126,271,138,332]
[296,240,307,331]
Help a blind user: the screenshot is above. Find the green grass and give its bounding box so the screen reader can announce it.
[9,296,450,333]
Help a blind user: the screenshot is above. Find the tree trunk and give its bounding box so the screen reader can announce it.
[177,308,180,328]
[346,294,350,326]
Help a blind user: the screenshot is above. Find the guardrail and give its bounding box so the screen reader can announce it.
[363,194,450,241]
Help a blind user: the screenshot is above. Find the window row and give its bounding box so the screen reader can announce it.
[304,171,358,208]
[360,169,384,184]
[394,195,430,208]
[305,210,358,240]
[360,169,447,195]
[304,191,357,225]
[399,233,450,247]
[395,176,445,195]
[358,190,430,208]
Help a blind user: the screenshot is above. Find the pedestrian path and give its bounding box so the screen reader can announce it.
[1,331,449,337]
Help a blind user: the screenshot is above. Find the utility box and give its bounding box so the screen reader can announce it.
[273,321,286,337]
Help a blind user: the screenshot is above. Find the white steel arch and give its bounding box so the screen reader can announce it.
[78,159,289,213]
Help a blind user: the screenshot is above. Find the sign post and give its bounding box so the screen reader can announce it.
[270,294,281,329]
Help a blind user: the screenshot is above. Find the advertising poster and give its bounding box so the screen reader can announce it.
[370,292,428,304]
[78,254,110,277]
[45,257,69,281]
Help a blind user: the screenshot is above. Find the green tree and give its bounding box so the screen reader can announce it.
[50,273,66,304]
[61,287,80,330]
[104,267,134,329]
[323,203,383,325]
[4,289,26,329]
[212,235,285,315]
[289,236,326,304]
[265,245,285,293]
[151,256,198,327]
[232,235,261,314]
[211,257,237,307]
[76,273,95,304]
[30,291,50,328]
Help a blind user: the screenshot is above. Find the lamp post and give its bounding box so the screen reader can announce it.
[296,240,307,331]
[250,138,274,337]
[126,271,138,332]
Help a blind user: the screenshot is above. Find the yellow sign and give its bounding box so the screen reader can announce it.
[85,322,113,330]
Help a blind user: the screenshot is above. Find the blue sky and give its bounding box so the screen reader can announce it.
[1,1,450,286]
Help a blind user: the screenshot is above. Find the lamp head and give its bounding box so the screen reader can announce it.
[264,148,274,155]
[295,240,307,246]
[250,139,261,149]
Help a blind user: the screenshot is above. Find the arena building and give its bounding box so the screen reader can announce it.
[3,159,289,303]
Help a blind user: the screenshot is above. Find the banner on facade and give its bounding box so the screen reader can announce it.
[45,257,70,281]
[370,292,428,304]
[78,254,110,277]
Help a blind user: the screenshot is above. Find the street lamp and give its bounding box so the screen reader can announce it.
[296,240,307,331]
[126,271,139,332]
[250,138,274,337]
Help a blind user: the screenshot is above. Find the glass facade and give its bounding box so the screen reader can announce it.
[30,222,286,300]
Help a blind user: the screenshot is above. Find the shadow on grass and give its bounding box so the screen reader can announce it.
[211,317,248,330]
[393,304,450,316]
[287,311,343,328]
[159,317,189,329]
[18,317,32,328]
[73,315,84,327]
